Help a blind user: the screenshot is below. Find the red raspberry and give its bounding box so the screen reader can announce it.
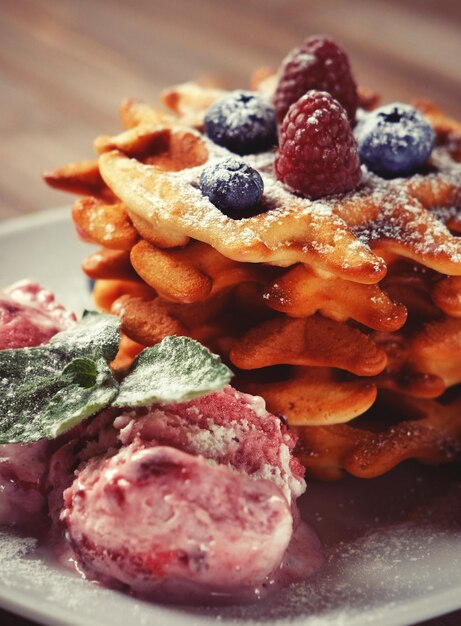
[274,90,361,199]
[273,35,358,124]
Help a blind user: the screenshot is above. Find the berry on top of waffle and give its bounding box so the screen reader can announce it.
[273,35,358,124]
[356,103,435,177]
[199,157,264,214]
[274,90,362,198]
[44,35,461,480]
[204,90,277,155]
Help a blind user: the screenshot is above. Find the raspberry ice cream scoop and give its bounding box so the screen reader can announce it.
[115,386,306,504]
[60,388,323,599]
[0,281,76,525]
[46,410,120,526]
[0,439,51,525]
[62,443,293,600]
[0,280,76,349]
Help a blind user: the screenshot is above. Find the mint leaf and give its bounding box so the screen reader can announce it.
[0,313,120,443]
[40,358,118,439]
[0,317,232,443]
[49,310,121,363]
[114,336,233,407]
[62,358,99,388]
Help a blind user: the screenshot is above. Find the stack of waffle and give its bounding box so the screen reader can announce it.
[44,81,461,480]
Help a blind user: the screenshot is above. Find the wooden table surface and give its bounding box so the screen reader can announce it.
[1,1,461,625]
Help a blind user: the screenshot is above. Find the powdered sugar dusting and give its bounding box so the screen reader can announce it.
[0,464,460,625]
[0,528,127,617]
[102,117,461,280]
[0,530,37,563]
[116,386,305,504]
[101,133,383,277]
[350,164,461,267]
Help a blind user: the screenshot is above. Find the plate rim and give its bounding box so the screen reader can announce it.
[0,207,69,235]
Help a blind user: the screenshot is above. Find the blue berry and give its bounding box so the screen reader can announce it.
[356,103,435,177]
[199,158,264,213]
[204,91,277,155]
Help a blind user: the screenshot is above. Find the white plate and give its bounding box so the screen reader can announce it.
[1,208,461,626]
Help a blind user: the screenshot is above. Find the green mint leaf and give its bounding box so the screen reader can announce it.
[62,358,99,388]
[0,313,120,443]
[114,336,233,407]
[40,358,119,439]
[49,310,121,363]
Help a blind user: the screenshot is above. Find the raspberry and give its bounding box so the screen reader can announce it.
[273,35,358,124]
[356,103,435,177]
[200,157,264,214]
[274,91,362,199]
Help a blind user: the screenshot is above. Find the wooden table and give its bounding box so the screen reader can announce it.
[1,0,461,221]
[1,1,460,624]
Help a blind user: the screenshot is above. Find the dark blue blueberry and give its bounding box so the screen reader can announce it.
[204,91,277,155]
[356,103,435,177]
[199,157,264,213]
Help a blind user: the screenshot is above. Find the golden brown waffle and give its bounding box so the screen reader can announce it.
[230,316,387,376]
[44,161,116,201]
[263,264,407,331]
[44,80,461,479]
[239,366,378,427]
[295,391,461,480]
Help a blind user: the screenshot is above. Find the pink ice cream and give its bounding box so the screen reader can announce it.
[61,388,322,600]
[46,410,120,526]
[115,386,306,504]
[62,444,293,600]
[0,280,76,525]
[0,279,76,350]
[0,280,322,598]
[0,439,51,525]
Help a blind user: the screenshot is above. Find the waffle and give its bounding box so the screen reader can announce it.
[295,390,461,480]
[44,81,461,479]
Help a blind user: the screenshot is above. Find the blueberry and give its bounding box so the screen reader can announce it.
[204,91,277,155]
[200,158,264,213]
[356,103,435,177]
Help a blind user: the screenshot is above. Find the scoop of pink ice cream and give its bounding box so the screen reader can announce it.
[59,387,314,598]
[0,280,76,525]
[115,386,306,504]
[0,280,76,349]
[62,443,293,600]
[0,439,51,525]
[46,410,120,526]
